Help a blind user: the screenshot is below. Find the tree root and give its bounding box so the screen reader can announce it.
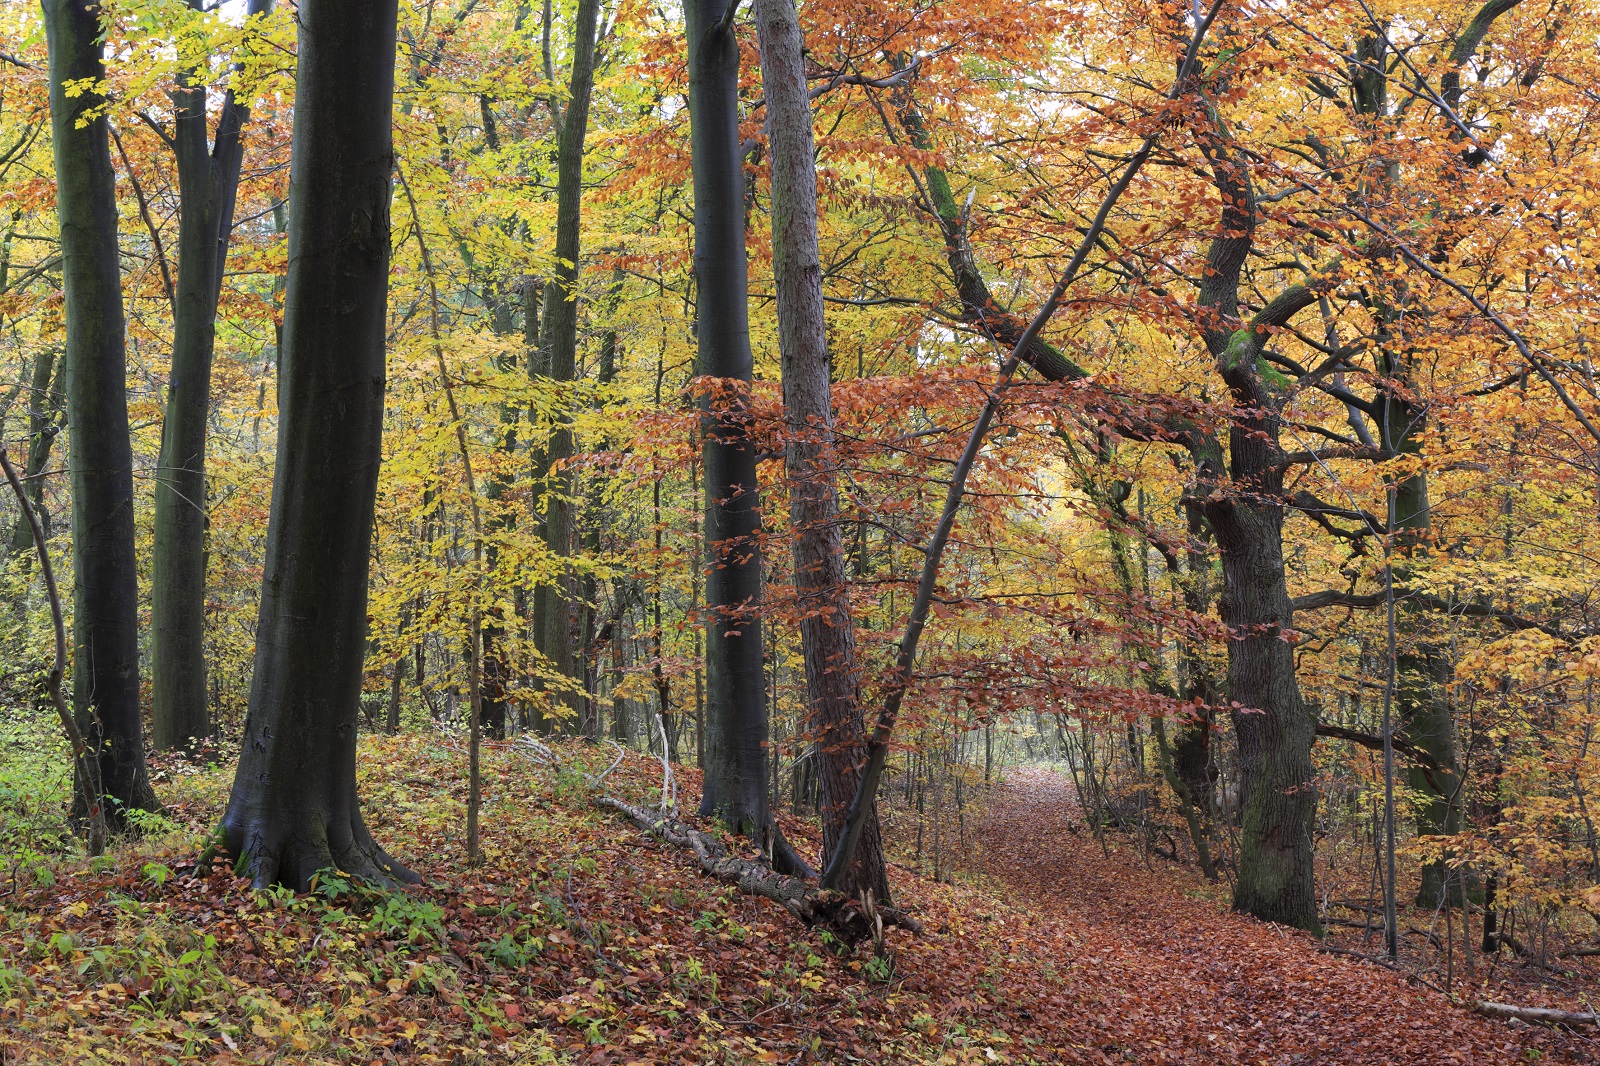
[596,796,923,944]
[200,810,419,892]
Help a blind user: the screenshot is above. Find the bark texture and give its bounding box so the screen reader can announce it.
[214,0,414,890]
[1191,103,1321,931]
[42,0,159,826]
[755,0,889,903]
[151,0,273,752]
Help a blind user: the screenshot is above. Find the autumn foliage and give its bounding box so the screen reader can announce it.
[5,0,1600,1058]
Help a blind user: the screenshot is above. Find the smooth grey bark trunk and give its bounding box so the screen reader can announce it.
[42,0,160,828]
[1376,378,1461,906]
[212,0,415,890]
[151,0,273,753]
[530,0,602,729]
[754,0,889,902]
[686,0,805,872]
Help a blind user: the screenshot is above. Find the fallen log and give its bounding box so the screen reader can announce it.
[596,796,924,943]
[1557,944,1600,959]
[1470,1001,1600,1028]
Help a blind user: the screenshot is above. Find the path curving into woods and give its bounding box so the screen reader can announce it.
[973,770,1596,1065]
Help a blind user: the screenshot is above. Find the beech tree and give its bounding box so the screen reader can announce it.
[211,0,415,889]
[150,0,274,753]
[42,0,159,827]
[530,0,602,729]
[685,0,804,871]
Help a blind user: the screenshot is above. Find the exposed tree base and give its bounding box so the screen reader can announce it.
[597,796,922,944]
[202,810,420,892]
[1470,1002,1600,1028]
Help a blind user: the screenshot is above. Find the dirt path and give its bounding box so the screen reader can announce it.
[973,769,1596,1065]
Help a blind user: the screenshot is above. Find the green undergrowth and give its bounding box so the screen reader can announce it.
[1,734,1065,1064]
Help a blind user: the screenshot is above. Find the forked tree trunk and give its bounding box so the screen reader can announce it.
[212,0,414,890]
[531,0,603,730]
[754,0,889,903]
[151,0,273,753]
[42,0,160,828]
[1192,98,1321,931]
[686,0,804,872]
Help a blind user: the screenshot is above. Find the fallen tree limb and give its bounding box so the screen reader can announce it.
[1470,1001,1600,1027]
[1314,946,1446,994]
[1557,945,1600,958]
[596,796,924,943]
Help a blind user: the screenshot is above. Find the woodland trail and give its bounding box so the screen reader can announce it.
[973,770,1596,1065]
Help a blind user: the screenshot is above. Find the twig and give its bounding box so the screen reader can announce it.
[0,448,106,854]
[653,712,676,811]
[582,740,626,787]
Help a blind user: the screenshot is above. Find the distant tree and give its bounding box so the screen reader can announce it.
[41,0,159,828]
[210,0,414,889]
[530,0,603,732]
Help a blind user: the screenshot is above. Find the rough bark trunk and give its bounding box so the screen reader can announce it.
[211,0,414,890]
[531,0,602,730]
[1210,473,1319,930]
[755,0,889,903]
[42,0,160,828]
[151,0,271,753]
[1191,95,1321,931]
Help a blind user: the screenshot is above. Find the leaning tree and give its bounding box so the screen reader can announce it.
[754,0,890,902]
[209,0,415,889]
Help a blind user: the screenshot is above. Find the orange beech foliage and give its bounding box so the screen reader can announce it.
[7,0,1600,1050]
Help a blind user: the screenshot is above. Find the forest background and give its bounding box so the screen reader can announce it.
[3,0,1600,1050]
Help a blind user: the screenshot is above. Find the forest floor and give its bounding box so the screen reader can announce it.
[0,735,1596,1064]
[979,770,1599,1064]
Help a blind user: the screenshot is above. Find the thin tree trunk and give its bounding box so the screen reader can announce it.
[531,0,603,729]
[42,0,159,827]
[755,0,889,903]
[8,347,64,557]
[211,0,414,890]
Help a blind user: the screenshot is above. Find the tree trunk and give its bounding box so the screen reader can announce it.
[151,0,272,753]
[212,0,414,890]
[755,0,889,902]
[531,0,602,730]
[1210,479,1319,929]
[42,0,160,828]
[8,347,64,557]
[686,0,804,872]
[1191,98,1321,931]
